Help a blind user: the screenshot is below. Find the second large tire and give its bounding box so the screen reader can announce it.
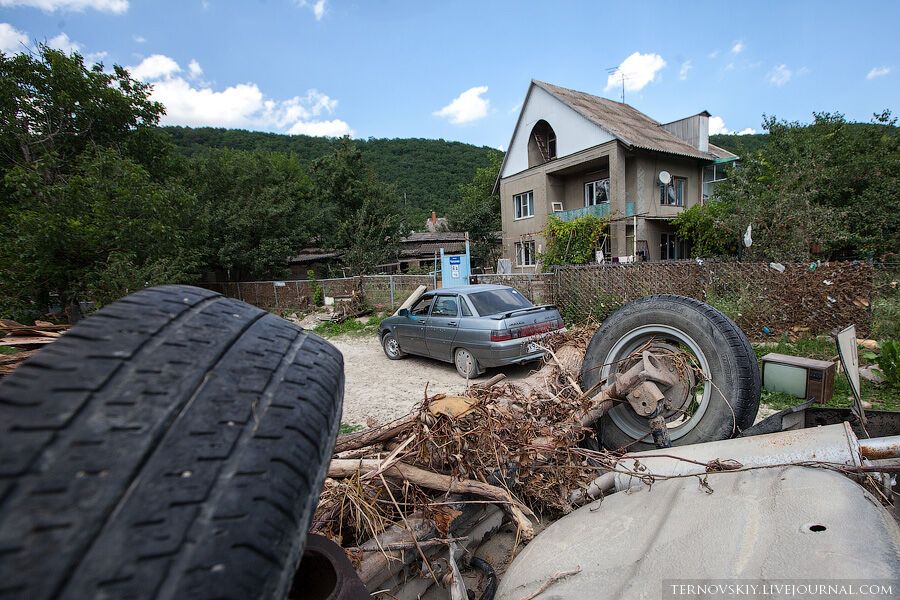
[0,285,344,600]
[581,295,760,452]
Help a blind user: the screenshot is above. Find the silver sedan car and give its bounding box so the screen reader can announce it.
[379,284,564,378]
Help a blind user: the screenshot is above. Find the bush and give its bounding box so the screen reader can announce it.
[539,214,608,271]
[874,340,900,389]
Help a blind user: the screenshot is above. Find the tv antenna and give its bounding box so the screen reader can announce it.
[605,66,636,103]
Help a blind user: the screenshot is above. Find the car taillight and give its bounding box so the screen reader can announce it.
[491,329,514,342]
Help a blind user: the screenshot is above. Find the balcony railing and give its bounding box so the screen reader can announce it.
[553,202,636,222]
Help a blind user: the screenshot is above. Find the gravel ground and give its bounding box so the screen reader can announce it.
[327,332,778,429]
[328,334,537,427]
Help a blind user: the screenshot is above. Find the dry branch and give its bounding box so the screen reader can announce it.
[329,459,535,539]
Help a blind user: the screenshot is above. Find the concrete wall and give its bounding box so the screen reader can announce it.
[500,144,706,267]
[501,84,614,178]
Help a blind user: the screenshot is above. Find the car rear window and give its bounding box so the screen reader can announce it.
[467,289,532,316]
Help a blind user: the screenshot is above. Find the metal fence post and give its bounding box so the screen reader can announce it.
[389,275,395,310]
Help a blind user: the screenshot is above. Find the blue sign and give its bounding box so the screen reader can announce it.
[449,256,461,264]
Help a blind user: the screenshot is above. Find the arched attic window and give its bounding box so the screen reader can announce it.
[527,120,557,167]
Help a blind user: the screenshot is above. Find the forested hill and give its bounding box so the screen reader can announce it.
[709,133,769,157]
[165,127,502,218]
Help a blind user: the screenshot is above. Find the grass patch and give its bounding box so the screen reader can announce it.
[754,336,899,412]
[339,422,363,434]
[0,347,21,355]
[314,315,384,338]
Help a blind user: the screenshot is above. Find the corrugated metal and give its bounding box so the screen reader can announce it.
[533,80,718,161]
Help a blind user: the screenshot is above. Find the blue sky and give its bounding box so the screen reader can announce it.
[1,0,898,149]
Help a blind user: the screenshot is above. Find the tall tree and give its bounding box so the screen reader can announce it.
[187,148,319,280]
[0,47,198,321]
[448,152,503,267]
[676,112,899,261]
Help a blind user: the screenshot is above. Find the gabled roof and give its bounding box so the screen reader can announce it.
[531,80,718,161]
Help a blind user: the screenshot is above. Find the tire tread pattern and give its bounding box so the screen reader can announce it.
[0,285,343,600]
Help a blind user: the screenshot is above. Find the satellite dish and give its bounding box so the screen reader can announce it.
[658,171,671,185]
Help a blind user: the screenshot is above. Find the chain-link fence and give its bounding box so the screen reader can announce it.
[201,274,435,313]
[553,260,876,341]
[470,273,555,305]
[202,260,884,342]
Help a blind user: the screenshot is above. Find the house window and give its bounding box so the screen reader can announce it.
[660,176,687,207]
[514,191,534,219]
[584,178,610,207]
[702,162,733,201]
[515,240,536,266]
[660,233,690,260]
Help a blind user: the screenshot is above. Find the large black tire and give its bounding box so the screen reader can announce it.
[0,285,344,600]
[581,295,760,452]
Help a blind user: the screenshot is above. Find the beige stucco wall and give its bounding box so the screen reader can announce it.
[499,142,706,267]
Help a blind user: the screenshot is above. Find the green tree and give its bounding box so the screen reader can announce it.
[447,152,503,267]
[309,140,409,274]
[187,148,319,280]
[676,112,899,261]
[0,46,198,321]
[1,148,200,320]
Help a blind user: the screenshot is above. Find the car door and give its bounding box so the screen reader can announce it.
[424,295,460,361]
[394,295,433,356]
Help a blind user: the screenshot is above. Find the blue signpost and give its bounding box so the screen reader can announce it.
[439,241,471,288]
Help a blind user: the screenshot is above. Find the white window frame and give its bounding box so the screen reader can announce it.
[702,163,731,200]
[660,176,687,207]
[584,178,610,207]
[513,191,534,220]
[515,240,536,266]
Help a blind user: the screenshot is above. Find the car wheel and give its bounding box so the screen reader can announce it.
[0,285,344,600]
[581,294,760,452]
[454,348,482,379]
[382,332,405,360]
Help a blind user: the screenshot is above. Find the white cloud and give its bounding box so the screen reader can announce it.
[133,34,145,43]
[679,60,692,80]
[0,22,29,53]
[433,85,490,125]
[709,115,756,135]
[508,102,522,115]
[130,54,352,136]
[605,51,666,93]
[731,41,745,54]
[767,64,792,86]
[0,0,127,13]
[708,50,719,59]
[867,66,891,80]
[128,54,181,80]
[48,32,81,53]
[295,0,326,20]
[288,119,351,136]
[187,59,203,79]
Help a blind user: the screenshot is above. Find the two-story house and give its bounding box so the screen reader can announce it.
[496,80,737,270]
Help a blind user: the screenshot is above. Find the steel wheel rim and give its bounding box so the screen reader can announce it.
[455,349,474,376]
[385,336,400,358]
[600,324,712,441]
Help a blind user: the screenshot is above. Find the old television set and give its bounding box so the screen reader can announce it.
[760,353,835,404]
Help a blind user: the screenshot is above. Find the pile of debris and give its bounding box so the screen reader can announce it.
[311,326,624,595]
[0,319,69,377]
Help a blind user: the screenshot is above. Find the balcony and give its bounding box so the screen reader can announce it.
[554,202,636,222]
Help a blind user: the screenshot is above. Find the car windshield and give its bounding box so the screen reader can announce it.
[467,289,532,316]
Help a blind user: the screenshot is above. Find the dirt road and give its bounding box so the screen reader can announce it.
[328,334,537,426]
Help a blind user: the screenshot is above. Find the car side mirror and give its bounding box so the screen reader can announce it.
[398,308,411,318]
